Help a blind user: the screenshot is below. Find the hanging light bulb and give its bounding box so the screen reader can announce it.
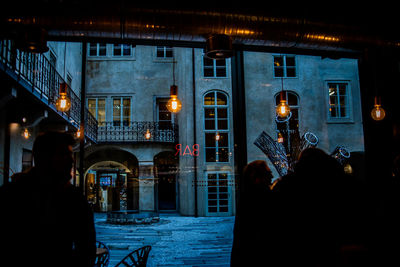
[76,128,82,138]
[215,132,220,141]
[276,91,291,118]
[371,96,386,121]
[145,129,151,140]
[166,85,182,113]
[22,128,31,139]
[55,82,71,112]
[277,132,284,143]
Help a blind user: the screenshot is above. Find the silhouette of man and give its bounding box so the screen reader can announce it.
[0,131,96,267]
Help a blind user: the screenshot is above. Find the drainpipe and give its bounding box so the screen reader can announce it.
[192,48,198,217]
[79,42,87,194]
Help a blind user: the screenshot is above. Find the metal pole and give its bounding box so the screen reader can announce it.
[79,42,87,194]
[231,47,247,208]
[192,48,198,217]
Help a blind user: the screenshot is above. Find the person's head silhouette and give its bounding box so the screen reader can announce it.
[32,131,75,185]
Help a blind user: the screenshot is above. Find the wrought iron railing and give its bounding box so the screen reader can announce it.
[0,40,98,142]
[97,121,179,143]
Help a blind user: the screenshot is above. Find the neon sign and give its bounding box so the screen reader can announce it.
[175,144,199,156]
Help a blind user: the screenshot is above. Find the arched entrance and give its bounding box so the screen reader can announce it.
[85,148,139,212]
[154,151,178,211]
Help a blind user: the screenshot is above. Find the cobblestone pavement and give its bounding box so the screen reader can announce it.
[94,213,235,267]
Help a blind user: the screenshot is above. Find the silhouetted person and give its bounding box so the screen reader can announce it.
[0,131,96,267]
[272,147,366,267]
[231,160,274,266]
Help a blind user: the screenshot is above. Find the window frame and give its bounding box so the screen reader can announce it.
[203,90,230,163]
[205,171,232,216]
[203,55,228,78]
[88,43,107,57]
[112,44,133,57]
[273,54,297,78]
[112,96,132,127]
[326,81,353,123]
[87,97,106,126]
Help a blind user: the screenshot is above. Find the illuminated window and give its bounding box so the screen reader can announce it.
[328,82,349,119]
[273,55,296,77]
[113,97,131,126]
[204,91,229,162]
[88,98,106,126]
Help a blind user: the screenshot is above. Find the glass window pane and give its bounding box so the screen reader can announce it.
[204,108,215,118]
[203,57,213,67]
[215,59,226,66]
[114,44,121,56]
[274,68,283,77]
[99,44,106,56]
[218,133,228,147]
[204,93,215,105]
[89,44,97,56]
[205,133,216,147]
[205,120,215,130]
[339,96,346,106]
[209,207,218,212]
[286,56,295,66]
[219,206,228,212]
[274,56,284,67]
[165,48,173,58]
[217,119,228,130]
[208,173,217,180]
[218,148,229,162]
[204,68,214,77]
[208,200,217,206]
[287,92,298,105]
[216,67,226,77]
[330,95,337,105]
[206,148,216,162]
[123,45,131,56]
[286,67,296,77]
[338,84,347,95]
[217,108,227,118]
[216,93,227,105]
[330,107,337,117]
[340,107,347,117]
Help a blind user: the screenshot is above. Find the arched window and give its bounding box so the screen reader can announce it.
[275,91,300,155]
[203,91,229,162]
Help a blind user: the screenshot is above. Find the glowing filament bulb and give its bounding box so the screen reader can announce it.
[145,129,151,140]
[276,100,291,118]
[371,104,386,121]
[167,96,182,113]
[23,128,30,139]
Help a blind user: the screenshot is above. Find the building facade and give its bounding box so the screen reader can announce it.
[84,44,364,217]
[0,41,364,217]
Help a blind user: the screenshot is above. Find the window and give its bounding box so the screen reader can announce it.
[204,91,229,162]
[22,149,33,172]
[113,97,131,126]
[88,98,106,126]
[274,55,296,77]
[207,172,230,214]
[328,82,349,119]
[89,43,106,57]
[203,56,227,78]
[157,99,173,130]
[156,46,173,58]
[113,44,132,56]
[275,91,300,155]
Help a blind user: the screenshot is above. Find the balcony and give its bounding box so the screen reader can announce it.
[0,40,98,142]
[97,122,179,143]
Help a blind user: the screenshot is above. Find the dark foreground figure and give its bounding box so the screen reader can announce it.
[0,131,96,267]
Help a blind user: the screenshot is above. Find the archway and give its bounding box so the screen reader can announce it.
[154,151,178,211]
[85,148,139,212]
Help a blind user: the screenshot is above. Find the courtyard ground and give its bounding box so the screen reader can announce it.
[94,213,235,267]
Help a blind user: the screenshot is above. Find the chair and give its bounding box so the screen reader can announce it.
[94,240,110,267]
[114,245,152,267]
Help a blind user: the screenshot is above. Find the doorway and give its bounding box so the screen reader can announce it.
[154,151,178,211]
